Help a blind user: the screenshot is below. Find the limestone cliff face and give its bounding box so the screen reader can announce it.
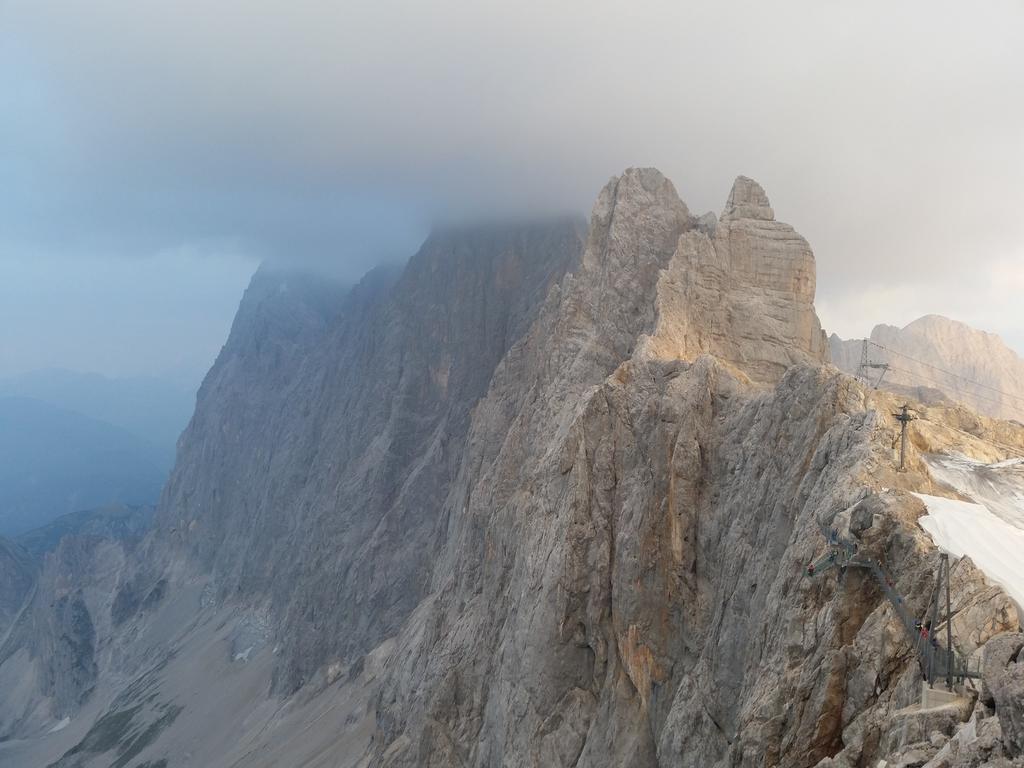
[2,170,1021,768]
[0,530,138,738]
[643,175,828,384]
[155,219,586,690]
[0,537,35,638]
[362,171,935,767]
[830,315,1024,423]
[361,173,1018,767]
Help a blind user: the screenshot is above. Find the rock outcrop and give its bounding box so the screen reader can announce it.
[830,315,1024,423]
[0,169,1020,768]
[0,532,129,738]
[364,170,843,767]
[13,503,153,558]
[991,642,1024,757]
[0,537,36,638]
[644,176,828,383]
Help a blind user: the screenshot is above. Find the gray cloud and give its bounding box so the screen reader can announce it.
[2,0,1022,376]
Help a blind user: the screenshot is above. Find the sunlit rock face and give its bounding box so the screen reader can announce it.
[363,172,1021,768]
[642,175,828,384]
[2,169,1022,768]
[368,172,848,766]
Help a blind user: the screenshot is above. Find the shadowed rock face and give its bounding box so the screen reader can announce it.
[155,217,587,690]
[0,532,135,737]
[0,538,36,636]
[2,169,1021,768]
[14,504,153,559]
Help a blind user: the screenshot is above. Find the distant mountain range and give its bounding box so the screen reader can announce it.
[0,369,196,535]
[0,368,195,467]
[830,314,1024,423]
[12,502,154,558]
[0,396,167,536]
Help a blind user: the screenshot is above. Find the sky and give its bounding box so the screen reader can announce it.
[2,0,1022,384]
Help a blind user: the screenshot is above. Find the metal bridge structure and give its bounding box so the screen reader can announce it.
[806,528,979,691]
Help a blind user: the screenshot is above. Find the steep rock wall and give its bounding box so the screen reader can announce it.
[154,220,586,690]
[2,169,1021,768]
[367,170,878,767]
[363,171,1017,767]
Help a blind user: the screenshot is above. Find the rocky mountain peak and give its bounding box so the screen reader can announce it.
[900,313,1006,347]
[640,174,827,383]
[583,167,691,272]
[722,175,774,221]
[830,314,1024,421]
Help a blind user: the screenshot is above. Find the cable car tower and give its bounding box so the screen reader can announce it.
[858,339,890,389]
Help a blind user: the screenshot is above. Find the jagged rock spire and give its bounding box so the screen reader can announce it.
[584,167,690,272]
[722,175,774,221]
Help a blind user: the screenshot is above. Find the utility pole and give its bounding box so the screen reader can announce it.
[928,562,941,687]
[894,404,914,471]
[944,554,953,691]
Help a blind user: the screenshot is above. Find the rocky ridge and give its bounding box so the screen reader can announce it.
[0,169,1021,768]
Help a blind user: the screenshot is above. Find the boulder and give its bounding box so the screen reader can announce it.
[983,634,1024,707]
[992,659,1024,756]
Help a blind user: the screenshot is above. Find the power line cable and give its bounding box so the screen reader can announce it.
[883,363,1021,416]
[867,362,1024,456]
[867,340,1024,407]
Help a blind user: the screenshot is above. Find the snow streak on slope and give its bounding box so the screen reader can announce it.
[925,453,1024,529]
[916,453,1024,611]
[913,492,1024,609]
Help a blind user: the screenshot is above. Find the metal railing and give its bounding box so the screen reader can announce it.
[807,529,978,687]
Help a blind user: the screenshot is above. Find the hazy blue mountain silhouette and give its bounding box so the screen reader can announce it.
[0,396,167,535]
[0,368,196,468]
[14,502,155,557]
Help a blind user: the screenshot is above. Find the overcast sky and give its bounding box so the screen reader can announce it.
[2,0,1022,382]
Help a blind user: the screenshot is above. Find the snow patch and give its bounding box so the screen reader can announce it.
[924,453,1024,529]
[234,645,254,663]
[48,717,71,733]
[913,492,1024,610]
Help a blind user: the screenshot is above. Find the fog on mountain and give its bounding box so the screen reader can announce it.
[1,3,1023,768]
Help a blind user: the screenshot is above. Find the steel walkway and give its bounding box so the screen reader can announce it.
[806,527,978,688]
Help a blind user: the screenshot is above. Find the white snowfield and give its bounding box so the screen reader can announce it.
[925,453,1024,529]
[914,488,1024,610]
[915,452,1024,611]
